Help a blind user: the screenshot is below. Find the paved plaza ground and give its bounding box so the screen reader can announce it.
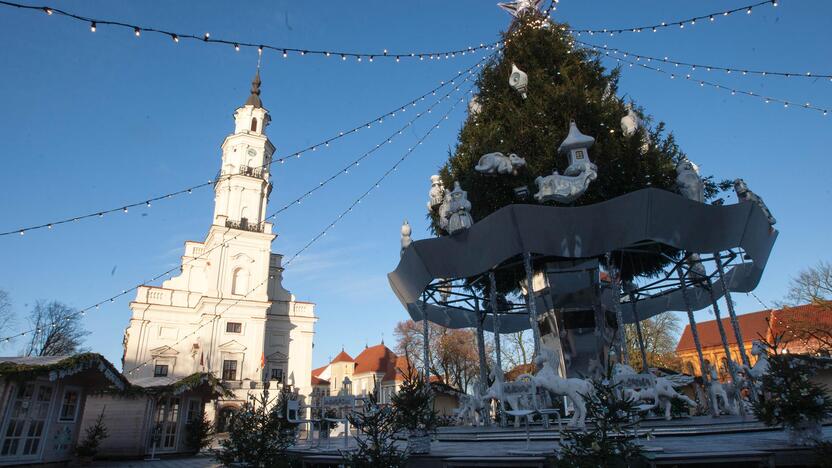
[86,421,829,467]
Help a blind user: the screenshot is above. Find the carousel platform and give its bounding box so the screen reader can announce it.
[288,418,829,467]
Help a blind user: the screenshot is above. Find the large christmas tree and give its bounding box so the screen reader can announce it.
[431,9,721,282]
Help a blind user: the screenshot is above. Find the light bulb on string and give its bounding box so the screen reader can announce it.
[134,27,141,37]
[90,22,96,32]
[43,7,52,15]
[203,32,210,41]
[172,34,179,43]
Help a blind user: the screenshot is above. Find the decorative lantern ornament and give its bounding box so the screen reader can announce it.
[509,64,529,99]
[559,120,597,177]
[534,120,598,203]
[427,175,445,210]
[468,95,482,116]
[400,220,412,256]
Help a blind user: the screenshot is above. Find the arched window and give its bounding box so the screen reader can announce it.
[232,268,249,295]
[250,118,258,132]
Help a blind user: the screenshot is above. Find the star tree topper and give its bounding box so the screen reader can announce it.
[497,0,546,17]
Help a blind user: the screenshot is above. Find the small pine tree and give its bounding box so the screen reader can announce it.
[216,389,299,467]
[342,393,407,468]
[752,337,832,444]
[556,371,645,468]
[76,410,109,459]
[390,366,438,435]
[184,416,214,454]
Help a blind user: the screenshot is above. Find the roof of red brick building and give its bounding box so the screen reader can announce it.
[354,343,398,375]
[675,303,832,353]
[311,375,329,386]
[676,309,771,352]
[330,350,355,364]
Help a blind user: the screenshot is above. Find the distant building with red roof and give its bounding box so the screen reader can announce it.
[310,342,455,410]
[675,303,832,380]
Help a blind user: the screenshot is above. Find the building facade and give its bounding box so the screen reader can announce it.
[675,303,832,380]
[120,73,317,422]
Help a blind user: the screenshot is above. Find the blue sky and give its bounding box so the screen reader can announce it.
[0,1,830,369]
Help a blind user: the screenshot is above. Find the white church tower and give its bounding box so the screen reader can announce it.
[121,72,317,413]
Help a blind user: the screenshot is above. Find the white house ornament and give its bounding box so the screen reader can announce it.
[534,120,598,203]
[734,178,776,226]
[509,64,529,99]
[427,175,445,210]
[445,181,474,234]
[474,152,526,175]
[468,95,482,116]
[675,157,705,203]
[497,0,545,17]
[400,220,412,256]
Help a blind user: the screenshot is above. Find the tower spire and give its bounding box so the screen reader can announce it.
[244,71,263,108]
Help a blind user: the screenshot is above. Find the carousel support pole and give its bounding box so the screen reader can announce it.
[677,268,718,417]
[607,255,628,365]
[705,278,746,417]
[713,251,751,370]
[489,271,505,426]
[474,295,491,426]
[420,292,430,386]
[523,252,541,359]
[627,290,650,373]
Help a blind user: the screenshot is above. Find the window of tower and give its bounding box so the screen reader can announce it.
[232,268,249,295]
[250,117,258,132]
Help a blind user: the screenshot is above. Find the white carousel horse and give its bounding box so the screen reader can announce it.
[531,348,594,429]
[613,363,697,420]
[743,340,770,380]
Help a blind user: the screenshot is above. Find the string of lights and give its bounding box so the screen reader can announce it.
[0,63,484,346]
[566,0,777,36]
[601,49,829,116]
[283,82,476,268]
[575,39,831,81]
[0,0,499,62]
[1,55,490,238]
[123,79,477,376]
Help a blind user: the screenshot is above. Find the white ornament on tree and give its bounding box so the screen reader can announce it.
[676,157,705,203]
[497,0,545,17]
[620,103,641,137]
[734,178,777,226]
[468,95,482,116]
[427,175,445,210]
[443,182,474,234]
[400,220,412,256]
[475,152,526,175]
[509,64,529,99]
[534,120,598,203]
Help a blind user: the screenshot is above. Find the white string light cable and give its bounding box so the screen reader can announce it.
[574,39,831,82]
[0,0,499,62]
[2,55,491,238]
[565,0,777,36]
[0,64,485,346]
[123,79,477,377]
[600,48,829,116]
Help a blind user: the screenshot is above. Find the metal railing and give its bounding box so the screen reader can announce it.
[225,218,265,233]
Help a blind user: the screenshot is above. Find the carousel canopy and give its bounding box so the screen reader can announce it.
[389,188,777,330]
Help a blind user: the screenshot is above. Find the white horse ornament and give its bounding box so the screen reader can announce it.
[531,348,593,429]
[743,340,770,380]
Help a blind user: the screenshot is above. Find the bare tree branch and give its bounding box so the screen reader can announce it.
[22,301,90,357]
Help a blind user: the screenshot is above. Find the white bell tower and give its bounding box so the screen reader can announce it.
[213,71,275,231]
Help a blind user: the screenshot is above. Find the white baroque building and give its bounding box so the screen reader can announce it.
[120,72,317,419]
